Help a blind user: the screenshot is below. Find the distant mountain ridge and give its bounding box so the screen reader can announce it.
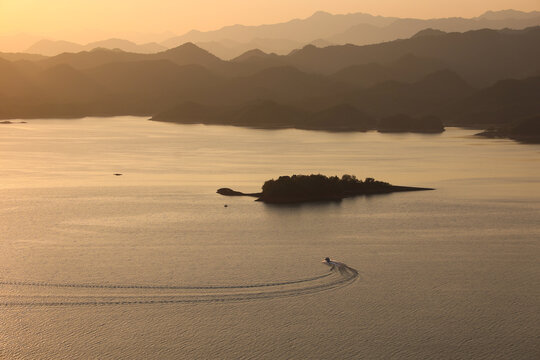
[38,42,226,72]
[479,9,540,20]
[13,9,540,59]
[0,25,538,140]
[284,26,540,85]
[168,9,540,58]
[161,11,396,47]
[25,38,167,56]
[8,26,537,86]
[326,11,540,45]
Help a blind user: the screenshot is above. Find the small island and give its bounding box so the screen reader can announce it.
[218,174,433,204]
[0,120,27,124]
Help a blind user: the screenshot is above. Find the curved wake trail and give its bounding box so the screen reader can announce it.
[0,268,358,307]
[0,272,332,290]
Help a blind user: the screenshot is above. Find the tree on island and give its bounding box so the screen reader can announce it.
[218,173,432,204]
[260,174,393,202]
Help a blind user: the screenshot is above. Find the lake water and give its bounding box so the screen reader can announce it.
[1,117,539,359]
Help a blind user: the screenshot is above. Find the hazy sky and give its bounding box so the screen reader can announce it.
[1,0,539,42]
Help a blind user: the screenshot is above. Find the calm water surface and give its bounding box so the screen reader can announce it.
[0,117,539,359]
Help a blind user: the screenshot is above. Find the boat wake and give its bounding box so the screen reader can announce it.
[0,268,358,307]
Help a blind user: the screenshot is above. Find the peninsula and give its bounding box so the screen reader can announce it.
[476,116,540,144]
[217,174,433,204]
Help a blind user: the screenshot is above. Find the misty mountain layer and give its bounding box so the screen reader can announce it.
[1,26,539,139]
[16,9,540,59]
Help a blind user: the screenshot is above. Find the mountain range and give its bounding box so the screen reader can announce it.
[164,9,540,58]
[0,23,539,140]
[26,38,167,56]
[12,9,540,59]
[11,26,538,87]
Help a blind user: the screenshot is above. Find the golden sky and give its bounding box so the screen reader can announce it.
[1,0,539,42]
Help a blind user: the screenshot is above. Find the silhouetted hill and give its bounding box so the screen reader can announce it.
[87,60,218,92]
[377,114,444,133]
[157,42,226,68]
[307,104,374,131]
[39,42,224,70]
[222,66,349,103]
[411,28,447,38]
[85,61,223,113]
[161,9,540,55]
[506,116,540,140]
[10,9,539,59]
[26,39,82,56]
[152,100,438,133]
[87,39,165,54]
[229,49,286,75]
[196,38,303,60]
[319,69,474,118]
[476,116,540,143]
[1,24,537,140]
[26,38,166,56]
[38,42,233,76]
[0,60,108,119]
[32,64,104,102]
[152,100,308,128]
[30,27,540,85]
[331,63,394,88]
[221,100,307,128]
[448,76,540,125]
[10,60,43,77]
[331,54,447,87]
[41,48,146,69]
[286,27,540,86]
[392,54,449,81]
[327,11,540,45]
[162,11,395,48]
[0,58,37,98]
[0,52,47,62]
[310,39,334,48]
[409,69,475,98]
[232,49,271,62]
[150,101,223,123]
[338,69,473,117]
[193,40,239,60]
[479,9,540,20]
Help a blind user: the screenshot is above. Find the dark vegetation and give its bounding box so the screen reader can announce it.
[218,174,433,204]
[0,25,539,139]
